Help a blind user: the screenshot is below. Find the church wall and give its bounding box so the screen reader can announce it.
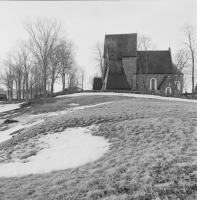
[158,76,174,96]
[136,74,184,95]
[122,57,136,90]
[136,74,168,93]
[169,75,184,96]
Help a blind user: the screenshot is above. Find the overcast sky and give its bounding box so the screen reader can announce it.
[0,0,196,90]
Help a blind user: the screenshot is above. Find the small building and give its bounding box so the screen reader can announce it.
[0,94,7,100]
[96,33,183,96]
[93,78,103,90]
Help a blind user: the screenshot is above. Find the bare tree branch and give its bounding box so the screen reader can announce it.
[181,22,197,97]
[23,17,66,103]
[93,42,104,80]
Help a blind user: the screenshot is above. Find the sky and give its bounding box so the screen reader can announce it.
[0,0,197,91]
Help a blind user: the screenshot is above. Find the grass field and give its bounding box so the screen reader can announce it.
[0,95,197,200]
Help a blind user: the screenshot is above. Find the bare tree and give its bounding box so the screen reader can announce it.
[93,42,104,80]
[3,44,31,102]
[67,65,79,90]
[16,40,31,103]
[181,22,197,97]
[23,17,65,103]
[30,59,42,98]
[78,66,85,90]
[12,54,23,100]
[138,34,156,51]
[48,45,62,95]
[3,51,22,100]
[174,49,189,72]
[59,40,75,91]
[174,49,190,92]
[29,69,34,99]
[2,54,15,100]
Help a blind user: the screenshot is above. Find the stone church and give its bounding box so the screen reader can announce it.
[93,33,183,96]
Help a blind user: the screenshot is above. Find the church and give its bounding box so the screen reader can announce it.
[93,33,183,96]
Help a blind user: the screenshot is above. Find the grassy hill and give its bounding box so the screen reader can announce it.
[0,95,197,200]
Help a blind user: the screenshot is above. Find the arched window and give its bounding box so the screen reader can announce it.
[150,78,157,91]
[165,87,172,95]
[175,81,180,91]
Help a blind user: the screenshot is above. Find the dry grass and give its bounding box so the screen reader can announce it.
[0,95,125,120]
[0,96,197,200]
[20,95,127,114]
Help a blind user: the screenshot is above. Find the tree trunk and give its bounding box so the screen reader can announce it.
[11,87,13,99]
[15,80,18,100]
[192,53,195,98]
[43,63,47,104]
[25,73,29,103]
[23,77,25,100]
[62,73,65,91]
[34,76,37,99]
[51,76,55,96]
[39,83,42,96]
[18,79,21,100]
[35,84,38,98]
[30,84,33,99]
[23,85,25,100]
[82,77,83,90]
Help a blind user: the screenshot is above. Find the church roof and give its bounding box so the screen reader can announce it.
[104,34,137,58]
[137,51,174,74]
[172,63,183,75]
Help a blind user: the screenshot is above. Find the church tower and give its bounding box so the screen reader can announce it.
[102,34,137,90]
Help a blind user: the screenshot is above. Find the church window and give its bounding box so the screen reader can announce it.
[175,81,180,91]
[150,78,157,91]
[165,87,172,95]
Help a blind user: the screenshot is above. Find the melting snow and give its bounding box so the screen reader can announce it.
[56,92,197,103]
[0,126,110,177]
[68,103,79,106]
[0,103,24,113]
[0,120,44,144]
[0,102,114,144]
[30,101,114,117]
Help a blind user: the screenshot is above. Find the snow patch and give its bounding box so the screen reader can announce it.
[68,103,79,106]
[30,101,114,117]
[71,101,114,111]
[0,103,24,113]
[56,92,197,103]
[0,102,113,144]
[0,126,110,177]
[0,120,44,144]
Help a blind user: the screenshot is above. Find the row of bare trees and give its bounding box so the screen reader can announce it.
[0,17,84,103]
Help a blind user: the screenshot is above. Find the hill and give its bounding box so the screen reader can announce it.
[0,94,197,200]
